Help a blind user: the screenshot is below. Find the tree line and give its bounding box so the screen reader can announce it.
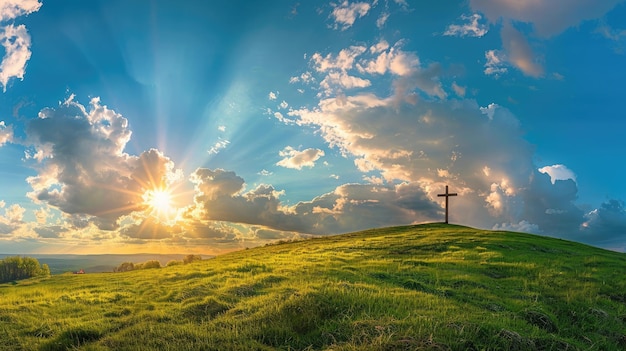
[0,256,50,283]
[113,254,202,272]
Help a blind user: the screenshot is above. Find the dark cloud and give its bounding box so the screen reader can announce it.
[521,171,584,235]
[188,168,441,235]
[33,225,66,239]
[580,199,626,248]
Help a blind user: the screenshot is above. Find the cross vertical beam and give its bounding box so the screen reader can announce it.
[437,185,458,224]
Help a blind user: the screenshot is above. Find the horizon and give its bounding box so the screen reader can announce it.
[1,0,625,255]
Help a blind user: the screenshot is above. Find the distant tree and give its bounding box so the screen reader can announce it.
[183,255,202,264]
[0,256,50,283]
[139,260,161,269]
[114,262,135,273]
[166,260,183,267]
[41,264,51,277]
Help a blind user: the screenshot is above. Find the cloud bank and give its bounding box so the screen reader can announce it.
[0,0,41,91]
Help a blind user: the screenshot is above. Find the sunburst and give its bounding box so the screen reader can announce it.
[142,187,178,222]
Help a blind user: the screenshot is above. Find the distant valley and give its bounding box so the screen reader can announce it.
[0,253,211,274]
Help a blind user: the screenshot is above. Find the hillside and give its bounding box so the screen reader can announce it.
[1,224,625,350]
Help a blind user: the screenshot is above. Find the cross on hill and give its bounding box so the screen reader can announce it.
[437,185,457,224]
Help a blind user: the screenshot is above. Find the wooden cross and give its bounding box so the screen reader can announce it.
[437,185,457,224]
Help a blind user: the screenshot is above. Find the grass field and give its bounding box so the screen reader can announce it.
[1,223,625,350]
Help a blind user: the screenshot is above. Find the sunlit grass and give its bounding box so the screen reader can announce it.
[1,223,625,350]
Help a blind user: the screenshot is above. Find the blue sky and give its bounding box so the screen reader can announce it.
[1,0,625,254]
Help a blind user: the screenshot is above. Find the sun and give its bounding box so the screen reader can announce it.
[143,188,175,219]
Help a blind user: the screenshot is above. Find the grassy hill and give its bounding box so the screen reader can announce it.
[1,223,625,350]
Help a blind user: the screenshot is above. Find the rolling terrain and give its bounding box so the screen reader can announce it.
[1,224,625,350]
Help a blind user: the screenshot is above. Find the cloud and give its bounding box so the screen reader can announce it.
[0,202,25,235]
[312,46,367,72]
[268,91,277,100]
[369,40,390,54]
[444,14,488,37]
[538,164,576,184]
[330,1,371,30]
[0,24,33,91]
[208,138,230,155]
[470,0,623,37]
[597,23,626,53]
[0,121,13,146]
[493,220,540,234]
[471,1,621,78]
[451,82,466,97]
[0,0,41,22]
[500,21,544,78]
[0,0,41,91]
[187,169,441,235]
[581,199,626,248]
[484,50,507,76]
[25,96,183,230]
[483,23,544,78]
[319,71,371,95]
[277,146,325,170]
[304,41,444,100]
[376,12,389,28]
[357,44,420,76]
[289,71,315,84]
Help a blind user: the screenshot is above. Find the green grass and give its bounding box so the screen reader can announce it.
[1,223,625,350]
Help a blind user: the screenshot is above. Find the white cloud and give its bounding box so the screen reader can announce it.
[218,125,226,132]
[470,0,623,37]
[376,12,389,28]
[330,1,371,30]
[0,202,27,235]
[0,0,41,91]
[4,203,25,222]
[493,220,540,234]
[273,111,296,124]
[208,139,230,155]
[370,40,390,54]
[289,71,315,84]
[0,121,13,146]
[0,0,42,22]
[444,14,488,37]
[276,146,325,170]
[358,45,420,76]
[538,164,576,184]
[25,97,183,230]
[484,49,507,76]
[279,100,288,109]
[0,24,32,91]
[311,46,367,72]
[319,71,371,95]
[268,91,277,100]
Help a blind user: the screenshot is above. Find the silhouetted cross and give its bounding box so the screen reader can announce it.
[437,185,457,224]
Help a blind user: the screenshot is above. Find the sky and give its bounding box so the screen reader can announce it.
[0,0,625,255]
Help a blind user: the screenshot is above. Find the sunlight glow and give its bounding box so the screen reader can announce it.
[143,188,177,222]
